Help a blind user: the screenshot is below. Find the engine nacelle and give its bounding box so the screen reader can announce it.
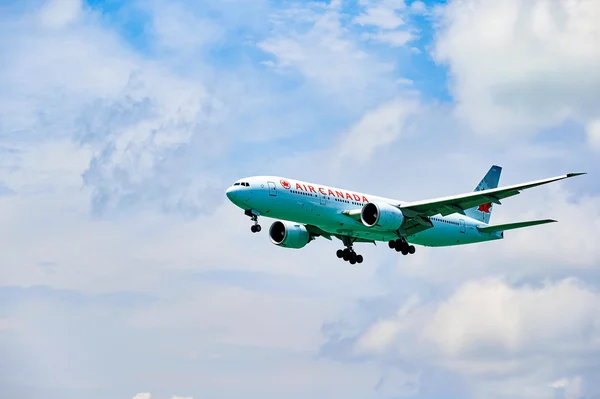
[361,202,405,231]
[269,220,311,249]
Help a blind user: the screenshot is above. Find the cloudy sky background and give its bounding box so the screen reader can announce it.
[1,0,599,398]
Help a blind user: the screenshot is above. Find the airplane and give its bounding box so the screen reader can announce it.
[225,166,585,264]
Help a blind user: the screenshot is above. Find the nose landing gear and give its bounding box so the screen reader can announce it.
[245,209,261,233]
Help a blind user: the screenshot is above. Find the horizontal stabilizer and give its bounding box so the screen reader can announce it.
[477,219,557,233]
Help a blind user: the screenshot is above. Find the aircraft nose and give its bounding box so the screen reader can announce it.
[226,186,237,200]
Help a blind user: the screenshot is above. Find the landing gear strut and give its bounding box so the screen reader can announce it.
[245,209,261,233]
[388,238,415,255]
[336,236,363,264]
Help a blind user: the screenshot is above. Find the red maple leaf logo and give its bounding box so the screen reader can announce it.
[478,202,492,213]
[280,180,291,189]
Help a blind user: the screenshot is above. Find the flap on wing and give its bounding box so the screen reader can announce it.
[400,172,585,218]
[477,219,556,233]
[305,224,333,240]
[401,216,434,236]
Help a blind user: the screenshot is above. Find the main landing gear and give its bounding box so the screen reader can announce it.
[245,209,261,233]
[336,248,363,264]
[336,236,363,264]
[388,238,415,255]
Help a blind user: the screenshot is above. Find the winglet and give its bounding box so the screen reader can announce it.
[567,172,587,177]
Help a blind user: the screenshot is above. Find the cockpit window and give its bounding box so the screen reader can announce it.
[234,182,240,186]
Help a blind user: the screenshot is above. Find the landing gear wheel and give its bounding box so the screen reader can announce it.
[339,236,363,264]
[401,248,409,255]
[408,245,415,254]
[245,209,261,234]
[388,240,395,249]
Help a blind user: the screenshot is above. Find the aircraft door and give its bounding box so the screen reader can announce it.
[459,219,466,233]
[320,193,326,206]
[267,181,277,196]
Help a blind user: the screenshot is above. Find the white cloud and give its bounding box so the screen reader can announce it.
[354,0,416,47]
[374,368,420,397]
[550,376,584,399]
[432,0,600,138]
[38,0,83,29]
[587,119,600,150]
[257,1,395,96]
[354,295,420,354]
[339,277,600,398]
[354,0,407,29]
[149,1,223,52]
[422,278,600,360]
[362,30,414,47]
[131,394,193,399]
[410,1,426,15]
[0,318,20,332]
[333,96,419,166]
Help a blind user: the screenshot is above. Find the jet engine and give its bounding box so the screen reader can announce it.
[269,220,311,249]
[361,202,405,231]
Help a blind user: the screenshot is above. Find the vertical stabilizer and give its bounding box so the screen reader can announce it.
[464,165,502,224]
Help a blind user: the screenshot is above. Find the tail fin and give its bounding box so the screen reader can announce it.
[464,165,502,224]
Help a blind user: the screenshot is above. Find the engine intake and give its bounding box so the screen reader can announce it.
[361,202,405,231]
[269,220,311,249]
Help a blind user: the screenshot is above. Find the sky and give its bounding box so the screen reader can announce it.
[1,0,600,398]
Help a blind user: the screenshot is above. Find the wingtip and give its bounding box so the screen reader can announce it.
[567,172,587,177]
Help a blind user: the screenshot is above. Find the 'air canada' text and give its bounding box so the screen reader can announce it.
[294,183,369,202]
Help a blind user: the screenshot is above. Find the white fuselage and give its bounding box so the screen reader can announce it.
[225,176,502,247]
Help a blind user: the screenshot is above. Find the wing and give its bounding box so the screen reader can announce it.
[399,172,585,218]
[340,208,433,236]
[305,224,333,240]
[305,221,376,244]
